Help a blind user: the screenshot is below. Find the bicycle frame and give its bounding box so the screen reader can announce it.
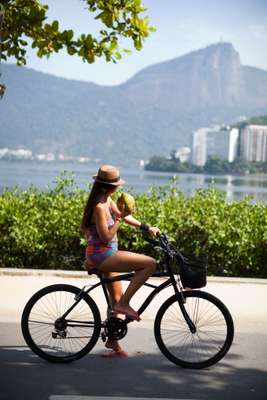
[87,271,174,318]
[61,251,197,333]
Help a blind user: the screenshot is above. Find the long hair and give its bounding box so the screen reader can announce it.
[81,181,116,233]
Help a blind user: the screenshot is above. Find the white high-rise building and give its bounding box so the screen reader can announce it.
[192,126,239,166]
[191,128,209,166]
[240,125,267,162]
[228,128,239,162]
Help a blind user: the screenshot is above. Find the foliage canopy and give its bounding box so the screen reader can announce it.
[145,155,267,175]
[0,0,155,65]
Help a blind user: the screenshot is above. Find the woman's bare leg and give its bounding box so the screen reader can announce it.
[103,271,123,305]
[103,271,125,352]
[98,251,157,318]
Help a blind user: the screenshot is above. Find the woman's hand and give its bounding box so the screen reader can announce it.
[148,227,161,237]
[118,204,131,219]
[114,216,122,223]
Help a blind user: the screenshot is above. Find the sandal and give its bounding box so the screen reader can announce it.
[102,350,128,358]
[113,306,141,321]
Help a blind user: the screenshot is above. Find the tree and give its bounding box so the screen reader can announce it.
[0,0,155,65]
[170,149,177,160]
[204,156,230,174]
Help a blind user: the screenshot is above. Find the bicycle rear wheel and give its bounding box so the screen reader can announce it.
[154,291,234,369]
[21,284,101,363]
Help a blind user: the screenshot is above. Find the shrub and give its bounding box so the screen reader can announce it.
[0,174,267,277]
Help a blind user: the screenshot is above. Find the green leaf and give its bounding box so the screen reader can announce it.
[67,46,76,55]
[52,20,59,31]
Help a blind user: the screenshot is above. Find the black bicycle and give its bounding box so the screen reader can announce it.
[21,234,234,369]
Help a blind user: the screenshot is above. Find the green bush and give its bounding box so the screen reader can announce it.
[0,174,86,270]
[1,174,267,277]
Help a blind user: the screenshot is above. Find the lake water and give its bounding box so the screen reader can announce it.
[1,160,267,202]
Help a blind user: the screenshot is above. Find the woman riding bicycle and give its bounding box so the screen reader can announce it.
[81,165,160,357]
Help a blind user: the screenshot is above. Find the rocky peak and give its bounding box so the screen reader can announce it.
[124,42,243,109]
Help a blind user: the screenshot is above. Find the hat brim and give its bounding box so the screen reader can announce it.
[92,176,125,186]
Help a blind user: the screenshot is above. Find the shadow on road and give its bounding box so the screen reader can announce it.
[0,322,267,400]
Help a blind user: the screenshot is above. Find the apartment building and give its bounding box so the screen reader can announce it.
[240,125,267,162]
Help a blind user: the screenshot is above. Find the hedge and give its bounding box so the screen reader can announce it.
[1,174,267,277]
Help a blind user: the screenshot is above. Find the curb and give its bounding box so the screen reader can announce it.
[0,268,88,279]
[1,268,267,285]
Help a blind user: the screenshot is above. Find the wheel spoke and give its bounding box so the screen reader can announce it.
[155,292,233,368]
[22,285,100,362]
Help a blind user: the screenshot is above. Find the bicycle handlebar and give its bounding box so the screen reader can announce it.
[142,232,185,263]
[142,232,174,255]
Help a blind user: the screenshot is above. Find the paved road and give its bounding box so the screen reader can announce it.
[0,271,267,400]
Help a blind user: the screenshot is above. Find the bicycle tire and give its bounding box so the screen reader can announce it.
[154,291,234,369]
[21,284,101,363]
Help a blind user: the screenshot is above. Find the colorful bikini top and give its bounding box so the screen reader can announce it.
[86,207,118,246]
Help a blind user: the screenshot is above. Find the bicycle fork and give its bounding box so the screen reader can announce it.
[169,272,197,334]
[178,291,197,334]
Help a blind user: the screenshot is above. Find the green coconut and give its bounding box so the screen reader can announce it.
[117,192,136,214]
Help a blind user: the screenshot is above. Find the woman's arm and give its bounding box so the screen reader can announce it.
[110,198,140,227]
[110,197,160,236]
[94,204,121,243]
[124,214,161,237]
[123,214,141,228]
[109,197,122,219]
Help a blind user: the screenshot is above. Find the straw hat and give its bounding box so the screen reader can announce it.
[92,165,125,186]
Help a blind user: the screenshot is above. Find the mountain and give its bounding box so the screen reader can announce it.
[1,42,267,165]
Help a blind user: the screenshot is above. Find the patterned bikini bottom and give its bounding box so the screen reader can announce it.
[85,241,118,268]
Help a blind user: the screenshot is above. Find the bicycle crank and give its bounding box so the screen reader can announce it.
[104,317,128,340]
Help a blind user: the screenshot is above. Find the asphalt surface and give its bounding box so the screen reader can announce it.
[1,270,267,400]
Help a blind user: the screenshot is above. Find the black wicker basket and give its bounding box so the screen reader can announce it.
[178,253,208,289]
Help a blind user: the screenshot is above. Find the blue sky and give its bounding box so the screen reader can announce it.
[21,0,267,85]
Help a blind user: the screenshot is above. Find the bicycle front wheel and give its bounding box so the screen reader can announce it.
[154,291,234,369]
[21,284,101,363]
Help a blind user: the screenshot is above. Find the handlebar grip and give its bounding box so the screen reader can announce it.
[141,232,158,245]
[142,232,169,249]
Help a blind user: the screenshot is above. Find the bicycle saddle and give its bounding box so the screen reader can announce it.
[84,259,100,275]
[87,268,99,275]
